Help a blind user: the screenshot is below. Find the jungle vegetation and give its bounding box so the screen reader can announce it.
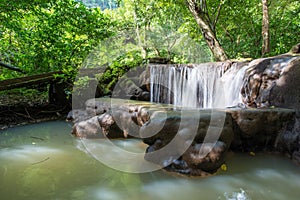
[0,0,299,90]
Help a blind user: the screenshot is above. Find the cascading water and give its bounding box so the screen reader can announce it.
[150,56,298,109]
[150,63,247,108]
[214,63,249,108]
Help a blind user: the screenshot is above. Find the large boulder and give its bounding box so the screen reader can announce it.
[269,57,300,110]
[141,109,233,176]
[111,65,151,101]
[141,107,297,176]
[70,99,151,138]
[228,108,296,152]
[241,55,300,109]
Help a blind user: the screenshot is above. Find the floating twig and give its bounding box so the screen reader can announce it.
[31,157,50,165]
[30,136,45,141]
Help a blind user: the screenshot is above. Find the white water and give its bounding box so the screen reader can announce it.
[150,63,247,108]
[150,56,297,108]
[214,63,249,108]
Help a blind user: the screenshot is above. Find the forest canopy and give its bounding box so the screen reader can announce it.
[0,0,299,81]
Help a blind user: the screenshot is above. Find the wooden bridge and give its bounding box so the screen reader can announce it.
[0,70,70,107]
[0,61,103,106]
[0,71,64,91]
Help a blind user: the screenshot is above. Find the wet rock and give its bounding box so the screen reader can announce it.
[142,109,233,176]
[241,55,300,109]
[85,98,110,116]
[72,116,102,138]
[228,108,295,152]
[111,65,151,101]
[269,57,300,110]
[113,76,144,99]
[142,109,234,148]
[67,99,111,124]
[98,113,115,135]
[138,68,150,92]
[142,107,298,175]
[71,98,151,138]
[111,105,150,138]
[145,138,227,176]
[132,91,150,101]
[72,113,124,138]
[111,109,138,138]
[182,141,227,173]
[275,117,300,160]
[66,109,91,124]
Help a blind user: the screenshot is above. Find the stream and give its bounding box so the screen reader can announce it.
[0,121,299,200]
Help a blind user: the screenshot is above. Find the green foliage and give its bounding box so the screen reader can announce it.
[74,41,142,91]
[269,0,300,55]
[1,0,299,98]
[213,0,300,58]
[0,0,114,81]
[0,88,48,106]
[98,50,143,95]
[104,0,212,63]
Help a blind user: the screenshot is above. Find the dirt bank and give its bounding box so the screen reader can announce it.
[0,89,70,130]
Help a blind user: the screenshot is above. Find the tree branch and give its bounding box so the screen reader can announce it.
[213,0,224,30]
[0,61,24,73]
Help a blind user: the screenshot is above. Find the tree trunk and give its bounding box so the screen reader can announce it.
[186,0,228,61]
[133,0,147,59]
[261,0,270,56]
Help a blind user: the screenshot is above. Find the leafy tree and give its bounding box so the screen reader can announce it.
[1,0,298,83]
[214,0,299,58]
[268,0,299,55]
[0,0,114,80]
[104,0,212,63]
[185,0,228,61]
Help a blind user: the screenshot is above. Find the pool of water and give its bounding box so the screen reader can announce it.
[0,121,299,200]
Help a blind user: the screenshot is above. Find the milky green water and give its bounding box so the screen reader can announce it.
[0,121,299,200]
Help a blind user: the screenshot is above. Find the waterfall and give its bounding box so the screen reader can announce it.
[150,56,297,109]
[150,63,247,108]
[213,63,248,108]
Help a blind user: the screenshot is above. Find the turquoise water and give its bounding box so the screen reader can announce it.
[0,121,299,200]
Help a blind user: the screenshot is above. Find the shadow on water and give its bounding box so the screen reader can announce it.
[0,121,299,200]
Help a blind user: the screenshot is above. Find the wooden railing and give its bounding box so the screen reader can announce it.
[0,71,63,91]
